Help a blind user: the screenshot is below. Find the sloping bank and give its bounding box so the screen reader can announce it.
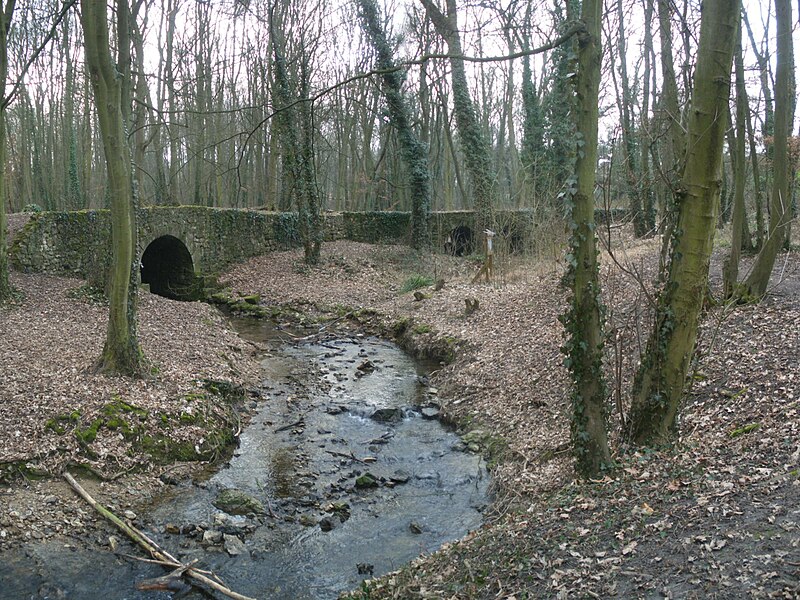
[216,241,800,599]
[214,241,578,594]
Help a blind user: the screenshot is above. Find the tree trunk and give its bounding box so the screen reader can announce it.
[0,1,12,304]
[269,2,322,264]
[561,0,611,477]
[80,0,145,376]
[615,0,646,237]
[419,0,495,235]
[722,23,747,298]
[745,90,764,251]
[628,0,738,446]
[358,0,431,249]
[743,0,794,297]
[655,0,685,261]
[165,0,180,205]
[639,0,655,232]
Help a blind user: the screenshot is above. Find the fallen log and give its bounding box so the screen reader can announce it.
[64,471,256,600]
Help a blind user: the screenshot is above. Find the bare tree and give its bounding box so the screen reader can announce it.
[80,0,146,375]
[743,0,795,297]
[419,0,495,235]
[357,0,431,248]
[628,0,739,445]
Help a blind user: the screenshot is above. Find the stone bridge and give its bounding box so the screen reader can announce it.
[11,206,555,299]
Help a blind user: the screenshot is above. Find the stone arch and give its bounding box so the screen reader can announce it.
[444,225,474,256]
[140,235,200,300]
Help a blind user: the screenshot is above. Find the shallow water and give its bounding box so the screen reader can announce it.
[1,320,489,600]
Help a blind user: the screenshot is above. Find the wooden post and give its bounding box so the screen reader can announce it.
[471,229,494,283]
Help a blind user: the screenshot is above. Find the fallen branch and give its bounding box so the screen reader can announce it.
[136,562,195,594]
[64,471,256,600]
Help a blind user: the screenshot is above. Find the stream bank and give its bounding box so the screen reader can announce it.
[1,314,489,599]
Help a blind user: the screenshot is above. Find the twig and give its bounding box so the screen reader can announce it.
[274,416,305,433]
[277,328,300,339]
[117,553,216,577]
[324,449,366,464]
[64,471,255,600]
[291,312,355,343]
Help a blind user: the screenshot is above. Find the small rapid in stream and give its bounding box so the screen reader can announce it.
[1,317,489,599]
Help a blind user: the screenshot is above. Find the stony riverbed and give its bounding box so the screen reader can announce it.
[1,318,489,600]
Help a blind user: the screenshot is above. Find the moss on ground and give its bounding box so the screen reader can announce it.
[40,385,244,467]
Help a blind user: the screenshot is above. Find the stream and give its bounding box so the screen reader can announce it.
[1,318,489,599]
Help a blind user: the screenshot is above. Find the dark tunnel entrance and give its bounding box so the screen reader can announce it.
[140,235,200,301]
[444,226,474,257]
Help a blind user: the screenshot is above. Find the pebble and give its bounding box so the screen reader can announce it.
[165,523,180,534]
[390,470,411,484]
[223,534,246,556]
[420,407,440,420]
[202,529,223,546]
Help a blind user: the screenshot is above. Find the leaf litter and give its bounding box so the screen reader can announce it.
[1,225,798,598]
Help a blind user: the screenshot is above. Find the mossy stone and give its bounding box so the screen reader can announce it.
[213,488,266,515]
[355,473,379,489]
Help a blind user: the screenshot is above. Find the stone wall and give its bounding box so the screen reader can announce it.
[11,207,303,283]
[9,206,624,281]
[10,207,417,282]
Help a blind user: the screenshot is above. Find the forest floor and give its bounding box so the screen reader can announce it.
[1,213,799,598]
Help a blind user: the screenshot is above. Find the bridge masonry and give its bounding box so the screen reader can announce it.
[10,206,545,291]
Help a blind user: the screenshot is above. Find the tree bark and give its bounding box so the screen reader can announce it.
[628,0,738,445]
[419,0,495,235]
[0,1,13,304]
[723,23,747,298]
[743,0,794,297]
[358,0,431,249]
[562,0,612,477]
[80,0,146,376]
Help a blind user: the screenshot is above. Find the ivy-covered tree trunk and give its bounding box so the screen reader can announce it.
[80,0,145,376]
[0,1,13,305]
[560,0,611,477]
[543,0,580,190]
[419,0,495,236]
[296,66,323,264]
[358,0,430,249]
[742,0,794,298]
[269,5,322,264]
[519,3,547,208]
[628,0,738,445]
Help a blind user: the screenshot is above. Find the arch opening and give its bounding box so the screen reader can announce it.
[444,226,474,256]
[140,235,201,301]
[501,225,524,255]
